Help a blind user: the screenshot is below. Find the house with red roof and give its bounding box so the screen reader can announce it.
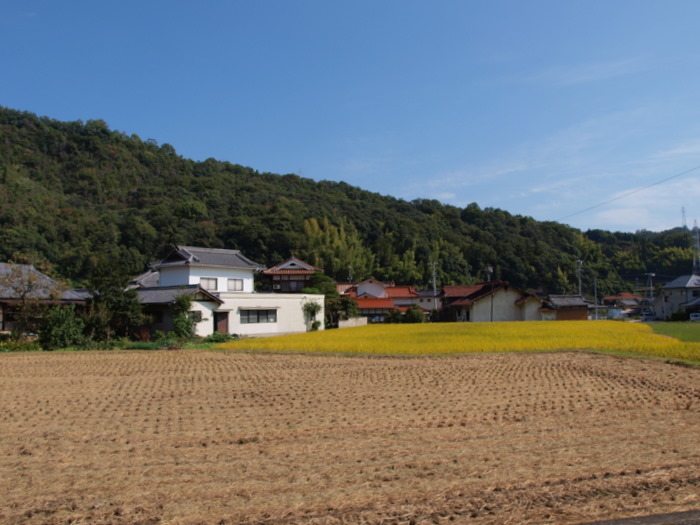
[339,278,430,323]
[262,256,322,293]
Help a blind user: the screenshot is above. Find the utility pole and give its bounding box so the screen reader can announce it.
[643,272,655,321]
[485,265,494,322]
[577,260,583,296]
[430,261,438,314]
[694,221,700,275]
[593,278,598,320]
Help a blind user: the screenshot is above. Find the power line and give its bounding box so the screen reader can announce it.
[559,164,700,222]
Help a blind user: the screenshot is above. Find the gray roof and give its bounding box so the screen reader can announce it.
[136,285,223,305]
[547,294,588,309]
[155,246,264,271]
[0,263,89,302]
[128,270,160,289]
[662,274,700,289]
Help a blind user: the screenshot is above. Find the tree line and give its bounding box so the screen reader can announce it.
[0,106,696,298]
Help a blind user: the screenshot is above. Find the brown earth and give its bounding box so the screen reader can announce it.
[0,349,699,524]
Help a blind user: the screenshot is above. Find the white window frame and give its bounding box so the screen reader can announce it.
[228,278,244,292]
[200,277,217,291]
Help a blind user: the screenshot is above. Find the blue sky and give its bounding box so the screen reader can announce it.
[4,1,700,233]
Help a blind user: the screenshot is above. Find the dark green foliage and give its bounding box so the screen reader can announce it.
[83,259,143,341]
[172,293,195,339]
[403,305,426,324]
[38,306,85,350]
[0,106,695,297]
[384,310,403,324]
[325,296,360,328]
[0,339,42,352]
[670,310,690,322]
[204,332,237,343]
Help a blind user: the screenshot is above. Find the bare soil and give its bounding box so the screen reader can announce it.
[0,350,699,524]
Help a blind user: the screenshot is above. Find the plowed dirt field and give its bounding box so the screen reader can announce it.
[1,350,699,524]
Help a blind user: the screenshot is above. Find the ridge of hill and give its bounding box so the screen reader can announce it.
[0,106,695,295]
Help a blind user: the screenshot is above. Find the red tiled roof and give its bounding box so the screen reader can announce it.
[397,305,429,313]
[603,292,642,301]
[354,297,396,309]
[442,285,484,297]
[264,269,316,275]
[385,286,419,298]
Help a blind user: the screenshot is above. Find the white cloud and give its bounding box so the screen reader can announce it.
[651,139,700,161]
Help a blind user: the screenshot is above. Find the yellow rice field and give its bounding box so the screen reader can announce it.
[220,320,700,361]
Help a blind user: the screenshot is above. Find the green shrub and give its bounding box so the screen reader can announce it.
[403,306,426,324]
[0,340,42,352]
[204,332,236,343]
[38,306,85,351]
[123,341,167,350]
[670,311,690,322]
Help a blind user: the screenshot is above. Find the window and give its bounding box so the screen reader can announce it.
[188,311,202,322]
[240,309,277,324]
[228,278,244,292]
[200,277,217,291]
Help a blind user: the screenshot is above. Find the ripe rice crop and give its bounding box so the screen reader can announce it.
[220,320,700,361]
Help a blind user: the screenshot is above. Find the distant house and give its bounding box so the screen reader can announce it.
[602,292,642,309]
[130,246,324,338]
[339,279,429,322]
[262,256,322,292]
[0,263,89,332]
[652,274,700,320]
[440,281,542,322]
[542,295,589,321]
[602,291,642,319]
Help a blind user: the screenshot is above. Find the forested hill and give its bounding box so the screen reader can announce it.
[0,106,695,296]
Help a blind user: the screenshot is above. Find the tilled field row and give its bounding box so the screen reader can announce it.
[0,349,698,524]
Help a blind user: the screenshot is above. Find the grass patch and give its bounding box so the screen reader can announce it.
[218,320,700,362]
[648,321,700,342]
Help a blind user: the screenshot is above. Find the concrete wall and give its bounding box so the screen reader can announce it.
[339,317,368,329]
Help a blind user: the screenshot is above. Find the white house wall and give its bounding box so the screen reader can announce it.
[521,299,543,321]
[471,288,524,322]
[158,266,191,288]
[159,265,256,293]
[191,293,325,337]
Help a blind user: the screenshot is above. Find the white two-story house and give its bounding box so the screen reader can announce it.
[131,246,324,338]
[652,273,700,320]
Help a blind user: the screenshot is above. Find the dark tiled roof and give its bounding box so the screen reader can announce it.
[0,263,88,302]
[547,295,588,308]
[157,246,264,271]
[136,285,222,305]
[128,270,160,288]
